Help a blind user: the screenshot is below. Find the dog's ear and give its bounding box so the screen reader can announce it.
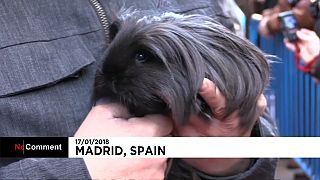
[108,7,138,42]
[107,6,125,42]
[109,21,121,42]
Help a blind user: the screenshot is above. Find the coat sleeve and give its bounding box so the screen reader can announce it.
[0,158,91,179]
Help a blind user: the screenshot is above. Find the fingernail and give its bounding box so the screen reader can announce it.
[200,78,208,92]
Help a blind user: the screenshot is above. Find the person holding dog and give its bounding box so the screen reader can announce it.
[0,0,277,179]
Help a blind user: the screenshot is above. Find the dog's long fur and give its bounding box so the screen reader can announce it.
[95,11,269,128]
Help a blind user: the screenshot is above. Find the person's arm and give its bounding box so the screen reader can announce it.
[259,0,287,36]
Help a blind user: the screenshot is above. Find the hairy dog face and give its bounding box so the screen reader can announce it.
[95,11,269,127]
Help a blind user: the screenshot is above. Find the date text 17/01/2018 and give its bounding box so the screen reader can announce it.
[76,145,166,156]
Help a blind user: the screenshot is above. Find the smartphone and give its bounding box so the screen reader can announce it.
[278,11,299,42]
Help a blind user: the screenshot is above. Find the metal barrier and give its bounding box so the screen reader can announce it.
[249,15,320,180]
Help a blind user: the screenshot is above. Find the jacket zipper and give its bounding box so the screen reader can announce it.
[89,0,109,40]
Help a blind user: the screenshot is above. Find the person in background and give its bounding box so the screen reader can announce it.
[284,28,320,82]
[236,0,277,37]
[235,0,278,18]
[259,0,315,37]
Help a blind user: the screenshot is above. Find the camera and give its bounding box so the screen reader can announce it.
[278,11,299,42]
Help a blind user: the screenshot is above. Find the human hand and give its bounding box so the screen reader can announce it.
[284,29,320,64]
[259,4,283,38]
[174,78,267,176]
[259,16,272,37]
[259,13,283,38]
[75,103,173,179]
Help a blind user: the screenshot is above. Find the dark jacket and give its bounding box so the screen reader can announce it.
[0,0,278,179]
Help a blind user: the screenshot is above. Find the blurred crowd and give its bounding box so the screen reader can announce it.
[236,0,320,82]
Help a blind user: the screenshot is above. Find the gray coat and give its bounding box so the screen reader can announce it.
[0,0,278,179]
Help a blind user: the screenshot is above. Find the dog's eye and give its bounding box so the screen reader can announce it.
[135,52,148,63]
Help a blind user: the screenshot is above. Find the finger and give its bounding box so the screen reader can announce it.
[129,114,173,136]
[258,17,271,37]
[296,30,312,41]
[256,94,267,117]
[199,78,226,117]
[94,103,131,119]
[299,29,319,41]
[299,28,315,35]
[284,39,297,52]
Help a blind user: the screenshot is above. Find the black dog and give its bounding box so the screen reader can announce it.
[95,11,269,127]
